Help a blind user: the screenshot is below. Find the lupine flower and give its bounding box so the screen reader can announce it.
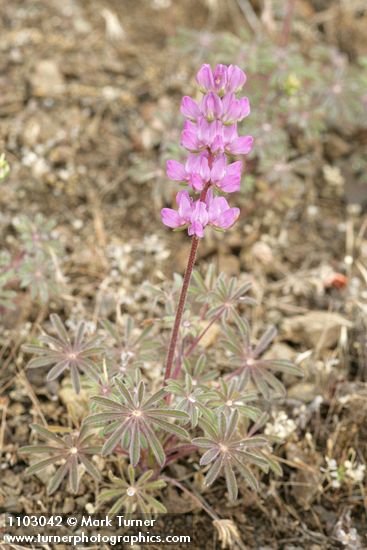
[162,62,253,238]
[221,93,250,125]
[161,190,208,238]
[181,118,253,155]
[181,92,250,125]
[166,153,210,191]
[161,189,240,237]
[196,64,246,95]
[166,153,242,193]
[205,189,240,230]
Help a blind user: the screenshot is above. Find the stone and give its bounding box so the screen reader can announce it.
[282,311,352,349]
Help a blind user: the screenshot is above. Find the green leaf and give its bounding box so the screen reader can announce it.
[149,417,189,439]
[115,378,135,408]
[232,456,258,491]
[224,462,238,501]
[50,314,70,345]
[47,462,69,495]
[205,458,223,487]
[79,455,102,481]
[69,456,79,493]
[27,356,61,369]
[130,424,141,466]
[19,445,61,454]
[192,437,215,449]
[91,396,124,410]
[83,413,123,426]
[30,424,65,445]
[26,455,63,475]
[142,425,165,466]
[47,360,69,381]
[102,423,129,456]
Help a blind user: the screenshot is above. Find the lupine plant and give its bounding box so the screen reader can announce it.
[0,211,64,308]
[21,65,302,515]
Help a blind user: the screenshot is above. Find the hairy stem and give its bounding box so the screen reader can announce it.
[164,236,199,382]
[164,180,211,383]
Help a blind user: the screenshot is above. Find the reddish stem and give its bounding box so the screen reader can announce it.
[163,179,212,383]
[164,236,199,382]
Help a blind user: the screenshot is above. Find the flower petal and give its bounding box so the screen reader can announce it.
[180,96,201,121]
[166,160,186,181]
[228,135,253,155]
[161,208,183,228]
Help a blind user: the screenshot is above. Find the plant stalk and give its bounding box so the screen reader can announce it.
[164,236,199,381]
[164,180,211,383]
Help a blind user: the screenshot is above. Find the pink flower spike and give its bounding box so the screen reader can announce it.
[228,135,254,155]
[219,161,242,193]
[201,92,222,121]
[166,160,187,182]
[180,96,201,121]
[196,64,214,92]
[227,65,246,93]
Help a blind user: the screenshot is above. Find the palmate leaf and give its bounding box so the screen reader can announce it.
[165,373,212,427]
[101,316,159,371]
[193,411,277,501]
[23,314,104,393]
[221,320,303,399]
[98,466,167,515]
[19,424,102,495]
[85,380,189,466]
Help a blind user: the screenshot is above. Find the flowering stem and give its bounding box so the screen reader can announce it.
[164,180,212,383]
[164,236,199,382]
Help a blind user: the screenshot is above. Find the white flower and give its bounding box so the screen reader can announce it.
[344,459,365,485]
[265,411,296,439]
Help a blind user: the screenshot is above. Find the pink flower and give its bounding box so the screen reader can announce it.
[226,65,247,93]
[180,96,201,121]
[222,124,254,155]
[180,92,250,126]
[181,118,221,153]
[161,189,240,237]
[166,153,210,191]
[210,155,243,193]
[196,64,215,93]
[221,93,250,124]
[167,153,243,193]
[161,190,208,238]
[161,63,252,237]
[206,189,240,230]
[212,64,228,95]
[200,92,223,121]
[196,64,246,95]
[181,118,253,156]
